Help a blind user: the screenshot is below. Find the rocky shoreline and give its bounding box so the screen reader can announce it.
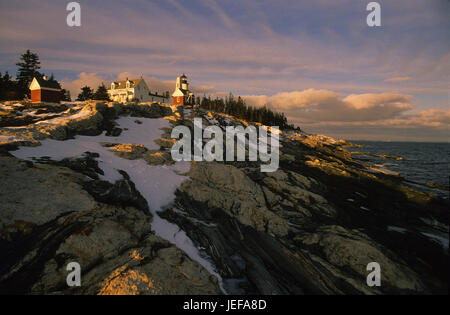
[0,101,448,294]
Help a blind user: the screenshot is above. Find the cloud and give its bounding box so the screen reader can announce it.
[193,85,216,94]
[60,72,105,99]
[299,109,450,129]
[243,89,412,122]
[384,77,412,83]
[200,0,238,32]
[242,88,448,141]
[240,95,269,107]
[392,109,450,128]
[297,109,450,142]
[242,89,447,141]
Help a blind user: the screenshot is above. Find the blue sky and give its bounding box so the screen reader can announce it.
[0,0,448,141]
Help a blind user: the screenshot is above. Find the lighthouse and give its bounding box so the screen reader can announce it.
[173,74,194,106]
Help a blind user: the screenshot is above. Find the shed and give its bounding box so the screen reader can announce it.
[29,76,62,103]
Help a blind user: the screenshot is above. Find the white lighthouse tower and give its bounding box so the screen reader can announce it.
[173,74,194,106]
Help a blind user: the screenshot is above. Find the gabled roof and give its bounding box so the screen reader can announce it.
[172,88,185,97]
[109,78,144,90]
[29,76,61,90]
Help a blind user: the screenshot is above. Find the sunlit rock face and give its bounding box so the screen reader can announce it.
[179,162,290,238]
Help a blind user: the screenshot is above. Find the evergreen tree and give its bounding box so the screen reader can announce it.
[0,72,5,100]
[0,71,20,101]
[76,86,94,101]
[93,83,110,101]
[60,89,71,102]
[16,49,41,98]
[199,93,295,130]
[47,73,61,87]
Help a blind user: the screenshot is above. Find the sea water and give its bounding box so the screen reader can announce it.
[346,141,449,199]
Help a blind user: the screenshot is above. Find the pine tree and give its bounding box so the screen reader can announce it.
[16,49,41,98]
[0,71,20,101]
[76,86,94,101]
[93,83,110,101]
[60,89,71,102]
[200,93,294,129]
[47,73,60,86]
[0,72,4,100]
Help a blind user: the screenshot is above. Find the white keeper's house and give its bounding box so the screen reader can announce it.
[108,77,169,103]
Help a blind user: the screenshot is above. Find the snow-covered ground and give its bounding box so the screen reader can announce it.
[11,115,224,290]
[16,110,58,118]
[35,108,91,125]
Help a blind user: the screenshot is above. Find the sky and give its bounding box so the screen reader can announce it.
[0,0,448,141]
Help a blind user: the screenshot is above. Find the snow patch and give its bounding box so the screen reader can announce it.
[387,226,408,234]
[421,232,449,251]
[36,109,91,124]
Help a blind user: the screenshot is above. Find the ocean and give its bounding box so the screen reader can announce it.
[345,141,450,199]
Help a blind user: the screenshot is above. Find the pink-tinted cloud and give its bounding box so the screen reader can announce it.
[60,72,105,99]
[242,89,448,141]
[243,89,412,122]
[299,109,450,141]
[384,77,412,83]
